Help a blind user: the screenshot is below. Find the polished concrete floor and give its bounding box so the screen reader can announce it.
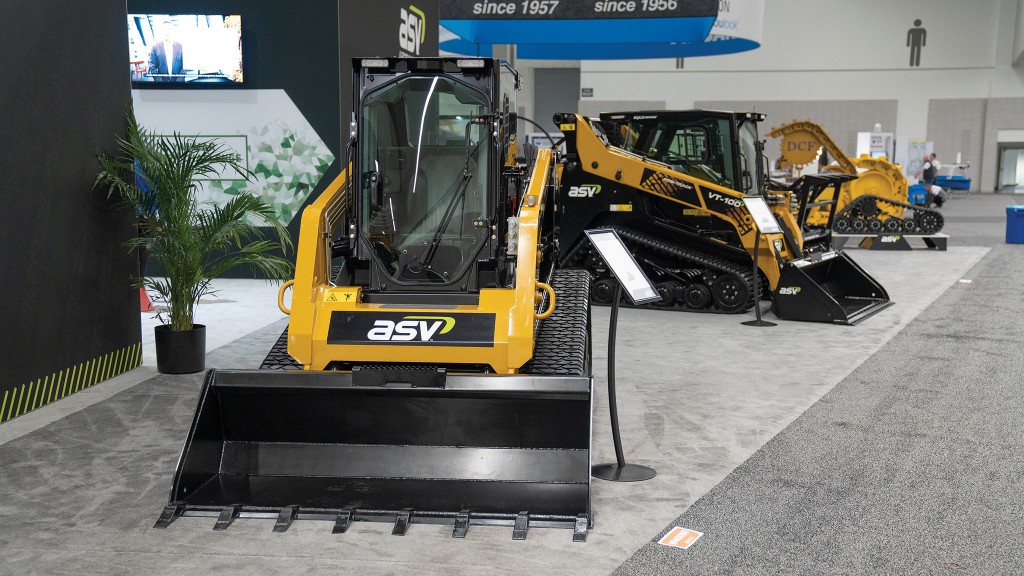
[0,193,1020,575]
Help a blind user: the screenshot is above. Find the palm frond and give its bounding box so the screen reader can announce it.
[96,107,295,330]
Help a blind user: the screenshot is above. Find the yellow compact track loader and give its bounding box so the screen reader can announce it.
[155,58,594,541]
[556,111,891,325]
[767,120,943,234]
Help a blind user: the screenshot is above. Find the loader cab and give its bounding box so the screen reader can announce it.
[351,58,521,297]
[599,110,767,195]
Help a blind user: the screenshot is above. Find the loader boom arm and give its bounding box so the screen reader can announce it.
[766,120,857,173]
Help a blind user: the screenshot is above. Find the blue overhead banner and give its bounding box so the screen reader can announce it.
[440,0,764,60]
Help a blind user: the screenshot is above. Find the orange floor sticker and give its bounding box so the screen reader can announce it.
[658,527,704,549]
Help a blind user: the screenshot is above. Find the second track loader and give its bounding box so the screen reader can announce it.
[155,58,594,541]
[767,120,944,234]
[556,111,891,325]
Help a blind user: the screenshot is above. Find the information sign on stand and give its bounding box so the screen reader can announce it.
[584,229,658,483]
[740,197,779,327]
[585,229,661,306]
[742,195,782,234]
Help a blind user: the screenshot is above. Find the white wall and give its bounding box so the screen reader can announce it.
[1013,0,1024,64]
[577,0,1024,190]
[580,0,1013,138]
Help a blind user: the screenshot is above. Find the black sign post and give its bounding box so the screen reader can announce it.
[741,196,780,328]
[584,229,659,483]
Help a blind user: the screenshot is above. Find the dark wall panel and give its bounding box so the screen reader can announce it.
[0,0,139,421]
[339,0,441,141]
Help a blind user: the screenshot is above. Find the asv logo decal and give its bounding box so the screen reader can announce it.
[368,315,454,341]
[708,191,743,207]
[568,185,601,198]
[881,235,902,242]
[778,287,802,296]
[399,5,426,55]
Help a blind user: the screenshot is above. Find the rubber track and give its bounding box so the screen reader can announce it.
[259,327,302,370]
[834,194,944,234]
[562,225,757,313]
[520,268,591,376]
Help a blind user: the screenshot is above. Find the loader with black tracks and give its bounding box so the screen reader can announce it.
[555,110,891,325]
[766,120,944,235]
[155,57,595,542]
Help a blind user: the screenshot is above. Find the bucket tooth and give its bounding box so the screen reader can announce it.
[332,507,355,534]
[452,510,470,538]
[512,511,530,540]
[572,514,589,543]
[153,502,185,529]
[273,505,299,533]
[392,509,413,536]
[213,505,241,531]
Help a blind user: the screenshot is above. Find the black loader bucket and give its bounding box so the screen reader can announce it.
[155,369,594,541]
[771,251,892,325]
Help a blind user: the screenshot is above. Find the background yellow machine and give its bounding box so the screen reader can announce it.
[555,111,891,325]
[155,58,595,541]
[767,120,944,234]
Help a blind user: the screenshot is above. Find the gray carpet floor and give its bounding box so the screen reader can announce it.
[614,199,1024,575]
[0,193,1019,575]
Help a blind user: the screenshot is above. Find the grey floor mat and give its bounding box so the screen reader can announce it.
[612,243,1024,575]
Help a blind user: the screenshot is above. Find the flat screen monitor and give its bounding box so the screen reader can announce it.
[128,14,243,86]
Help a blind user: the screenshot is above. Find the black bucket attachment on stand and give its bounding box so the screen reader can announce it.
[155,369,593,541]
[771,251,892,325]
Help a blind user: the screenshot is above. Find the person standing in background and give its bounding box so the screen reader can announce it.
[927,153,947,207]
[914,154,945,208]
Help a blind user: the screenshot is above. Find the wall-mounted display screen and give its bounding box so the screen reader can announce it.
[128,14,243,85]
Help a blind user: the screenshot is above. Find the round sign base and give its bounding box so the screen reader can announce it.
[592,463,657,482]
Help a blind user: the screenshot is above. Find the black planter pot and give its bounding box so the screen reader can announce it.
[154,324,206,374]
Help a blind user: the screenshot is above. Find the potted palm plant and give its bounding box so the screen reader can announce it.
[96,111,294,373]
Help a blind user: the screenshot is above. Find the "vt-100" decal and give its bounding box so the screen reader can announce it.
[327,311,496,346]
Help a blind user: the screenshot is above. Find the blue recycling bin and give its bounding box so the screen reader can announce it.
[908,184,928,205]
[1007,206,1024,244]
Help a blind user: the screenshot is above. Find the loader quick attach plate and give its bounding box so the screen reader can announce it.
[156,369,594,541]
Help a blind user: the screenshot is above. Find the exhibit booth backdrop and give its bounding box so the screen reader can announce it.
[128,0,439,277]
[0,0,139,423]
[0,0,440,424]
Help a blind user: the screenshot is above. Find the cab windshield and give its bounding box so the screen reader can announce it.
[622,117,736,188]
[359,75,491,284]
[737,119,762,194]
